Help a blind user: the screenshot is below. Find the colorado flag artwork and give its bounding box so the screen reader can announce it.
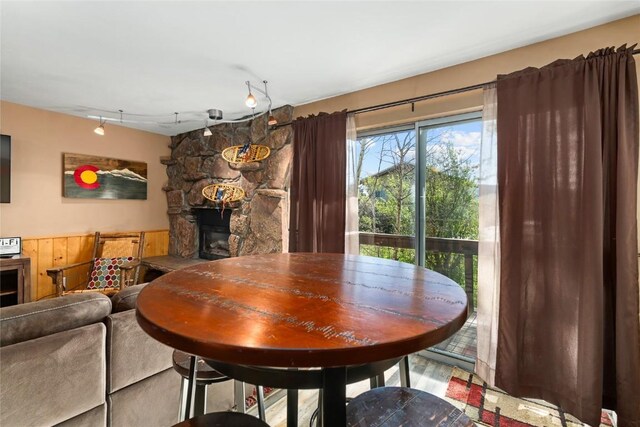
[63,153,147,200]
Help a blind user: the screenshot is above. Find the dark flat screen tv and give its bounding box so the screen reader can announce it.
[1,134,10,203]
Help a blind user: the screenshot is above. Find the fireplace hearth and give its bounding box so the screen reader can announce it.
[196,208,231,260]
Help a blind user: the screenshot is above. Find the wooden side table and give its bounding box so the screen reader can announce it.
[0,255,31,306]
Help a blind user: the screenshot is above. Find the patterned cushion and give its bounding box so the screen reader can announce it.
[87,257,134,290]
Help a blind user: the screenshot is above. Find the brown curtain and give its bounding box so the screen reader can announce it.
[496,46,639,426]
[289,111,347,253]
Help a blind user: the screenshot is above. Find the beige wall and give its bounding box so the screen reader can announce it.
[294,15,640,130]
[0,101,171,238]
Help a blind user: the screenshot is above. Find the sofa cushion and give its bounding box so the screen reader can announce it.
[55,403,106,427]
[106,309,173,393]
[108,368,181,427]
[0,293,111,347]
[0,323,106,427]
[110,282,147,313]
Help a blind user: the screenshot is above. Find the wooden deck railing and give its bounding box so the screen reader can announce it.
[358,232,478,313]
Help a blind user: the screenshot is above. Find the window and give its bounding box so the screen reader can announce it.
[356,126,416,263]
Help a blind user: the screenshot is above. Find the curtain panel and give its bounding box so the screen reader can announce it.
[496,46,639,426]
[289,111,347,253]
[476,84,501,386]
[345,115,360,254]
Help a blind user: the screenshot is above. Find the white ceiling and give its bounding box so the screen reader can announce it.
[1,1,638,136]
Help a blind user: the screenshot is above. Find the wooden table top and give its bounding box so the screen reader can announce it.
[136,253,468,368]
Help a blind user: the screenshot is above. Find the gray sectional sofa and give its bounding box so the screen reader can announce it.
[0,284,234,427]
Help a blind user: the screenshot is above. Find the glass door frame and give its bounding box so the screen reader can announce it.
[414,111,483,267]
[414,111,482,370]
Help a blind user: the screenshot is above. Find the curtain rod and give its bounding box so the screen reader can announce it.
[350,48,640,116]
[348,81,492,115]
[273,48,640,128]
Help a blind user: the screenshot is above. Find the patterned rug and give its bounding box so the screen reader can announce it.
[245,386,275,409]
[444,367,613,427]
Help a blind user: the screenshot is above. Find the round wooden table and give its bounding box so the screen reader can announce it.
[136,253,468,427]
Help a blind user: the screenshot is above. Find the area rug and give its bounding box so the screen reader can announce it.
[245,386,275,409]
[444,367,613,427]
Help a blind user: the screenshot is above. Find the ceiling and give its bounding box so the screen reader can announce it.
[1,1,638,136]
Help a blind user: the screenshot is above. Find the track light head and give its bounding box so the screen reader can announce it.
[94,116,105,135]
[245,81,258,108]
[203,127,212,137]
[268,115,277,126]
[245,93,257,108]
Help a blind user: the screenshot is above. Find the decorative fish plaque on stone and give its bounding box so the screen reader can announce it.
[202,184,245,205]
[221,143,270,163]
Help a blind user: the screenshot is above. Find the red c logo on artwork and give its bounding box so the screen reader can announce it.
[74,164,100,189]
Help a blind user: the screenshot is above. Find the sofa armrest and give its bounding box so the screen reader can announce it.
[0,293,112,347]
[110,283,148,313]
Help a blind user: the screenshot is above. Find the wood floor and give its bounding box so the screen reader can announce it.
[252,354,454,427]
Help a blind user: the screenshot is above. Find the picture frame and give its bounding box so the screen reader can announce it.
[63,153,148,200]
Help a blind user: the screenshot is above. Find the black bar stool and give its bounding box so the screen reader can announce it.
[346,386,474,427]
[173,411,270,427]
[205,357,401,427]
[310,356,411,426]
[173,350,266,422]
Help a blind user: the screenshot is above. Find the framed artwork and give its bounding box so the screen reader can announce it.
[63,153,147,200]
[1,134,11,203]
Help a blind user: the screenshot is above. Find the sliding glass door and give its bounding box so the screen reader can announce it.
[356,126,416,263]
[355,112,481,367]
[416,112,481,367]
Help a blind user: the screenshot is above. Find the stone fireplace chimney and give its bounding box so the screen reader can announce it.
[162,106,293,258]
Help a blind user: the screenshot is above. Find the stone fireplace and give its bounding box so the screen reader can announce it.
[163,106,293,258]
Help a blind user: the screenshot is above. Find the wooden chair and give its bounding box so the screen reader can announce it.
[47,232,145,297]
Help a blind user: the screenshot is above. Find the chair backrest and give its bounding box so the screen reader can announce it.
[92,232,145,260]
[86,232,146,290]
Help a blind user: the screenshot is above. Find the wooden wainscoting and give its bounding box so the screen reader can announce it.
[22,230,169,301]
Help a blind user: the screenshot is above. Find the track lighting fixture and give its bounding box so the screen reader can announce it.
[203,110,222,136]
[87,80,278,136]
[94,116,106,135]
[208,109,223,120]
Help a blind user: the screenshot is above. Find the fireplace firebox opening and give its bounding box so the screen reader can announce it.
[196,208,231,260]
